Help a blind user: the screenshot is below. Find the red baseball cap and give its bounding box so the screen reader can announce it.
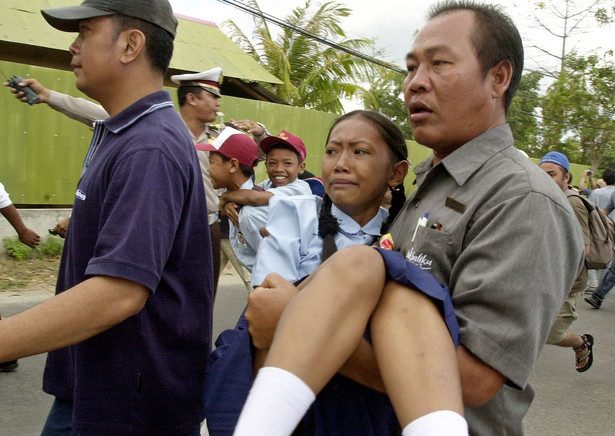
[260,130,306,162]
[196,127,259,167]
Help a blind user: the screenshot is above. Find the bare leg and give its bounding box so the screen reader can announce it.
[264,245,387,393]
[371,281,463,427]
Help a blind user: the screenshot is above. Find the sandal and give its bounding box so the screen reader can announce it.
[574,334,594,373]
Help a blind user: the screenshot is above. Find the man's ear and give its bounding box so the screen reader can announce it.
[185,92,199,106]
[298,161,306,174]
[119,29,146,65]
[490,60,513,100]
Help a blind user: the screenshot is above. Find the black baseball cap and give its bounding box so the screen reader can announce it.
[41,0,178,39]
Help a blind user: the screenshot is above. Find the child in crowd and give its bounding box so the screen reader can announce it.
[217,130,312,270]
[202,128,261,270]
[205,111,466,435]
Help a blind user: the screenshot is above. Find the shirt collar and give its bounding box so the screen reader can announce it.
[415,124,514,186]
[238,179,255,190]
[331,204,389,237]
[102,91,175,134]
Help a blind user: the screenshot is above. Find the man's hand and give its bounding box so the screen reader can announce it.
[230,119,265,136]
[53,216,70,238]
[245,272,299,350]
[4,78,50,104]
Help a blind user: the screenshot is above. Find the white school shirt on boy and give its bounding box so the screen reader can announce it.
[232,178,312,271]
[0,183,12,209]
[251,194,388,286]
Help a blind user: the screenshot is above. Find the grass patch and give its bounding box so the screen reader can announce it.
[0,238,62,290]
[3,236,64,261]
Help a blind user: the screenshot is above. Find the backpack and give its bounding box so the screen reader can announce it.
[566,190,615,270]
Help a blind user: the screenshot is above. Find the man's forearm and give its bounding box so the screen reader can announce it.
[457,345,506,407]
[0,276,149,362]
[47,90,109,127]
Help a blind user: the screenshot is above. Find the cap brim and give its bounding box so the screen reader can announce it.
[201,87,221,98]
[195,143,218,152]
[42,6,115,32]
[259,136,291,154]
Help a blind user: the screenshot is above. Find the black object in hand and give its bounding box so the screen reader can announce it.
[7,75,39,105]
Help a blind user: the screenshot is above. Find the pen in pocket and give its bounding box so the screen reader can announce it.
[412,213,429,242]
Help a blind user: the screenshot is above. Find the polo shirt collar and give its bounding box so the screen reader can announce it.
[415,124,514,186]
[102,90,174,134]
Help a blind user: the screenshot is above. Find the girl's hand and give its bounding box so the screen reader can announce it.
[245,273,299,350]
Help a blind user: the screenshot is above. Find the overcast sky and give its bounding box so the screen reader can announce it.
[169,0,615,74]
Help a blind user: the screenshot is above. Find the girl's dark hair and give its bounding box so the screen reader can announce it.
[318,110,408,261]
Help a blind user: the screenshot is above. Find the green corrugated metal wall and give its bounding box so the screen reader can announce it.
[2,61,431,206]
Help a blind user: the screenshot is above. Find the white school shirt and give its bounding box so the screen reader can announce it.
[251,195,388,286]
[235,178,313,271]
[0,183,12,209]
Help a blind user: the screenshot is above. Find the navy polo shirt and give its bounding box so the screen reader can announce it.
[43,91,214,435]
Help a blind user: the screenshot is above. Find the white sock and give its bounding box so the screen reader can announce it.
[402,410,468,436]
[233,366,316,436]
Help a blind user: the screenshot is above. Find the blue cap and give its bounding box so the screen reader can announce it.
[539,151,569,172]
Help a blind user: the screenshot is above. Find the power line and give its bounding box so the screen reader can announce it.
[215,0,406,74]
[511,107,615,132]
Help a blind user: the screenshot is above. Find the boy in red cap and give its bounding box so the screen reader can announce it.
[214,130,312,271]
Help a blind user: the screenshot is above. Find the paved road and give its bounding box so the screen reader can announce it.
[1,271,613,435]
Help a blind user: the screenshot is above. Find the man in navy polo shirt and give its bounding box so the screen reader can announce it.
[0,1,213,435]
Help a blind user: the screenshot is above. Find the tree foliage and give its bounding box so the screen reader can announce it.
[509,71,543,155]
[361,66,412,139]
[531,0,612,78]
[221,0,375,113]
[540,52,615,169]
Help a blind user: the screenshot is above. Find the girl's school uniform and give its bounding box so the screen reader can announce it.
[204,195,459,435]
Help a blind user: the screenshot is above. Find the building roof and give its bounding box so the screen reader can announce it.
[0,0,285,101]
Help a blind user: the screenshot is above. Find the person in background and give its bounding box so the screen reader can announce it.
[0,181,40,372]
[584,169,615,292]
[0,182,40,249]
[0,1,214,434]
[202,128,261,281]
[539,151,594,373]
[218,131,312,272]
[579,169,599,196]
[171,68,226,293]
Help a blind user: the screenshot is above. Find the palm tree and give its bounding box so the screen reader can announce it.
[222,0,375,113]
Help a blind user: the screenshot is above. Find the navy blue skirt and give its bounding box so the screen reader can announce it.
[204,250,459,435]
[374,247,460,347]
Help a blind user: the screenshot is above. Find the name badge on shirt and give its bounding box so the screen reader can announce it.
[445,197,466,214]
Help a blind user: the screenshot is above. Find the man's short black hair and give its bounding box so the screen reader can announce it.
[428,0,524,113]
[112,15,173,75]
[177,86,204,107]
